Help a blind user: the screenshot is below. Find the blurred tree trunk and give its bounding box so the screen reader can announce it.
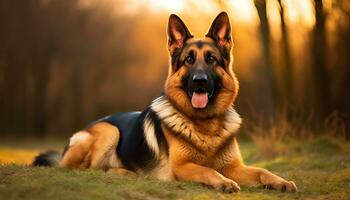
[277,0,293,108]
[312,0,330,125]
[33,51,52,137]
[254,0,277,123]
[335,1,350,140]
[1,55,24,134]
[0,1,28,135]
[0,57,3,131]
[72,62,84,131]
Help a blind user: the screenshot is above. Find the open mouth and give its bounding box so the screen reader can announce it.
[191,92,208,109]
[189,88,214,109]
[184,72,216,110]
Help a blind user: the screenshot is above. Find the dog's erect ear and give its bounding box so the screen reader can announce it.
[168,14,193,53]
[206,12,232,51]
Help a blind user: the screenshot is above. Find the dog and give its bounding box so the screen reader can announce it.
[33,12,297,193]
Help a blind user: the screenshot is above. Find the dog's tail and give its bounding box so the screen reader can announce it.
[32,150,62,167]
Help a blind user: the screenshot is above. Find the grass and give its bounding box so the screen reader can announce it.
[0,136,350,200]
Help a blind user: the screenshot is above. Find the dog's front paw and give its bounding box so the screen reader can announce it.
[213,178,241,193]
[263,179,297,192]
[260,170,297,192]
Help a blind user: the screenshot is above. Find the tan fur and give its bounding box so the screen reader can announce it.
[147,151,174,181]
[163,125,241,192]
[60,122,125,172]
[223,165,297,191]
[162,112,296,192]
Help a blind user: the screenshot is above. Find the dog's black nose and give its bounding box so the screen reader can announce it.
[193,73,208,85]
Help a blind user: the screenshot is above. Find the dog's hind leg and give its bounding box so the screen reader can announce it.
[86,122,124,170]
[59,130,94,169]
[60,122,126,171]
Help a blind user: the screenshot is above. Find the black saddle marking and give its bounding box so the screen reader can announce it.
[91,108,162,171]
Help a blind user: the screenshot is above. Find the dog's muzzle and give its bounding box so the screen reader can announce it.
[188,71,214,109]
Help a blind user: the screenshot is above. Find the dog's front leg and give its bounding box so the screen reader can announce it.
[224,165,297,192]
[172,162,240,193]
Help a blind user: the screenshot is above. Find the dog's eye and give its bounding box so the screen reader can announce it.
[185,55,194,65]
[206,55,216,64]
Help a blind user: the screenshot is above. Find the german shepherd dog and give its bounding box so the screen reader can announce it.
[33,12,297,193]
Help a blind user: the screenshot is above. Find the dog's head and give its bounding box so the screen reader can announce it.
[165,12,239,119]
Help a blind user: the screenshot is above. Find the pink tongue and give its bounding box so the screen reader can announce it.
[191,92,208,109]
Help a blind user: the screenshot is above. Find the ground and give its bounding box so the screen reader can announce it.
[0,136,349,200]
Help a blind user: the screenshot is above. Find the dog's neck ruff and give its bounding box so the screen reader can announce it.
[150,96,242,136]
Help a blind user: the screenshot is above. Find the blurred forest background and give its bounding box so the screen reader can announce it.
[0,0,349,139]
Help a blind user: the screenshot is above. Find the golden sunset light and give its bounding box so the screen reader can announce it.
[146,0,184,12]
[1,0,350,199]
